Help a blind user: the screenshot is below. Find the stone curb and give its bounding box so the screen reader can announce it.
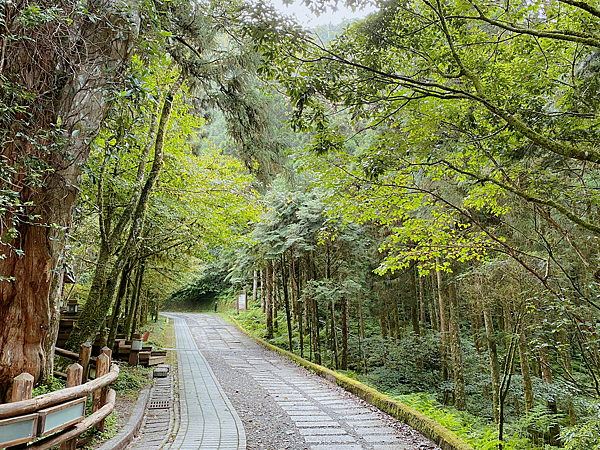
[227,313,475,450]
[96,388,151,450]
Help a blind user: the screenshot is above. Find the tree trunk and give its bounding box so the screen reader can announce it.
[411,266,420,336]
[436,263,450,404]
[260,269,265,313]
[341,292,349,371]
[42,270,64,384]
[0,0,137,401]
[291,256,303,358]
[273,260,279,331]
[358,290,368,374]
[126,261,145,338]
[281,254,293,353]
[252,269,258,305]
[429,272,440,332]
[540,342,560,446]
[330,298,339,369]
[392,294,400,340]
[482,299,501,423]
[559,330,576,425]
[448,280,467,411]
[67,74,183,350]
[419,272,426,325]
[518,329,534,413]
[265,261,273,339]
[107,261,131,349]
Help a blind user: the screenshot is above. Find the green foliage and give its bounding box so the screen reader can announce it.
[167,261,230,304]
[112,364,152,399]
[32,377,65,397]
[387,392,536,450]
[562,416,600,450]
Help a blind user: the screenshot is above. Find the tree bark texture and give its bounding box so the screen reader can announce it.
[0,0,137,401]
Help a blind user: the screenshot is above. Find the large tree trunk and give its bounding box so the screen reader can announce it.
[0,0,136,401]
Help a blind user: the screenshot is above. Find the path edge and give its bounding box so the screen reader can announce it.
[96,388,151,450]
[227,313,474,450]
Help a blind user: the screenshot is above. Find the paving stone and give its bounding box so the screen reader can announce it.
[363,435,404,443]
[371,445,414,450]
[304,435,357,443]
[154,313,438,450]
[295,421,342,427]
[331,408,371,414]
[287,410,329,416]
[345,420,386,427]
[340,414,382,420]
[277,401,314,407]
[354,427,399,435]
[309,445,364,450]
[279,405,321,411]
[298,428,347,435]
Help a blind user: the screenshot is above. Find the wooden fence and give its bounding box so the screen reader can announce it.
[0,345,119,450]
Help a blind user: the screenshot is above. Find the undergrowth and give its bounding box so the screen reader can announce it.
[112,363,152,400]
[232,305,577,450]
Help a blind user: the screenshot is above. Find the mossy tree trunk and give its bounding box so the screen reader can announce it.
[0,0,136,400]
[67,74,183,350]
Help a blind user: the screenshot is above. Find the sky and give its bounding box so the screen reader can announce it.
[269,0,378,26]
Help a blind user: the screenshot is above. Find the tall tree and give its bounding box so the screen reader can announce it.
[0,0,137,400]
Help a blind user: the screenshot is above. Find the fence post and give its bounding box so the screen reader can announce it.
[93,352,111,432]
[5,373,34,450]
[11,372,34,402]
[78,342,92,382]
[60,364,83,450]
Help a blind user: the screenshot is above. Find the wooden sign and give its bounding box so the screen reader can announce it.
[0,413,38,447]
[37,397,86,438]
[237,292,247,311]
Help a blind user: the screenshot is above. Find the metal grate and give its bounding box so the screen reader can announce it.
[149,399,172,409]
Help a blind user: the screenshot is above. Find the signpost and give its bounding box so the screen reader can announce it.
[237,292,247,311]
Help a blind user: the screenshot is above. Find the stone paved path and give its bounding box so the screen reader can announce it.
[163,313,437,450]
[162,314,246,450]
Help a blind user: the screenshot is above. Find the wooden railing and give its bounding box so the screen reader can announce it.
[0,347,119,450]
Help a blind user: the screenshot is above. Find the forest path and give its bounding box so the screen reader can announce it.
[162,312,438,450]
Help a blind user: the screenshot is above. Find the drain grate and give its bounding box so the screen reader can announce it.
[149,399,172,409]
